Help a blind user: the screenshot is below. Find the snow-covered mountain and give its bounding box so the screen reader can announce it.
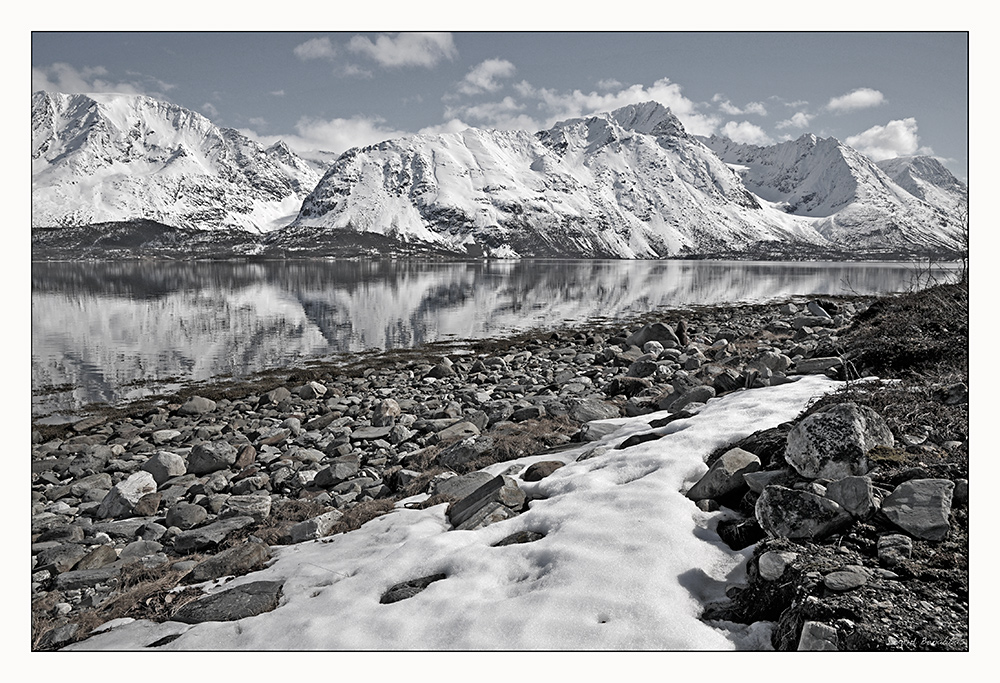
[700,134,967,254]
[283,102,825,258]
[875,155,969,219]
[31,91,321,233]
[31,93,967,259]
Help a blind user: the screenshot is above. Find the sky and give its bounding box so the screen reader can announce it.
[30,28,970,180]
[64,374,844,652]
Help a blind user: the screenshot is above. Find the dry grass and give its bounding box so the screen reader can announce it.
[453,416,578,474]
[32,558,205,651]
[327,499,396,536]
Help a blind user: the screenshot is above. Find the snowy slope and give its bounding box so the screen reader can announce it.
[31,91,321,233]
[65,374,841,650]
[876,155,968,219]
[287,103,828,258]
[701,134,966,253]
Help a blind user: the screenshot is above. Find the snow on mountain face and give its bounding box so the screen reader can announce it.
[701,134,966,253]
[288,102,827,258]
[31,91,321,233]
[875,155,969,218]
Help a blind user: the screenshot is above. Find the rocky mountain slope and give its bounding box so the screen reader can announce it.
[32,91,321,233]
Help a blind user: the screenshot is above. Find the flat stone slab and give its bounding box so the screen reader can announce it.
[172,580,283,624]
[881,478,955,541]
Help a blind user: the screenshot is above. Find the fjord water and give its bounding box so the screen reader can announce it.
[32,259,959,418]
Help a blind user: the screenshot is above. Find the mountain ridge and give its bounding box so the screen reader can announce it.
[31,91,967,260]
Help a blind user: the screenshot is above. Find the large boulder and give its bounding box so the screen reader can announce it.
[880,478,955,541]
[686,448,760,501]
[755,485,852,540]
[784,403,893,480]
[188,441,238,475]
[172,580,283,624]
[95,471,158,519]
[141,451,187,485]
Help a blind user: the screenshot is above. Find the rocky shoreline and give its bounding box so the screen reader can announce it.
[31,282,969,650]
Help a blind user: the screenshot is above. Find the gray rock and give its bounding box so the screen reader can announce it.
[172,516,255,553]
[380,573,447,604]
[823,567,869,591]
[522,461,566,481]
[758,550,798,581]
[295,381,327,399]
[447,475,525,529]
[54,564,122,591]
[288,510,345,543]
[165,502,209,530]
[36,543,89,574]
[877,533,913,566]
[433,471,495,500]
[372,398,401,426]
[350,425,394,441]
[626,322,679,349]
[435,420,481,443]
[755,485,851,540]
[807,301,832,318]
[188,441,237,475]
[670,385,715,413]
[221,494,272,523]
[177,396,217,416]
[686,447,760,501]
[172,580,283,624]
[69,472,113,498]
[142,451,187,486]
[261,387,291,405]
[825,475,876,518]
[453,501,518,531]
[881,478,954,541]
[185,542,271,583]
[119,540,164,561]
[797,621,839,651]
[96,470,158,519]
[784,403,893,480]
[314,456,361,487]
[73,544,119,571]
[568,399,620,423]
[792,356,844,375]
[743,469,795,495]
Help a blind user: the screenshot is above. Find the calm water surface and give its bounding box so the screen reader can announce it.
[32,258,959,418]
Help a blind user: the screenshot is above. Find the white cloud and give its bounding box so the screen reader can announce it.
[720,121,773,146]
[32,62,174,97]
[827,87,885,113]
[417,118,473,136]
[293,37,337,61]
[776,111,815,130]
[597,78,623,90]
[458,59,516,95]
[526,78,722,136]
[270,90,285,97]
[845,117,932,161]
[347,32,457,68]
[200,102,220,118]
[713,95,767,117]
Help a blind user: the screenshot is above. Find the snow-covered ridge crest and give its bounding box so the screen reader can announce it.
[32,91,321,233]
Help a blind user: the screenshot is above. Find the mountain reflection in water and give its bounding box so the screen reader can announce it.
[31,259,958,417]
